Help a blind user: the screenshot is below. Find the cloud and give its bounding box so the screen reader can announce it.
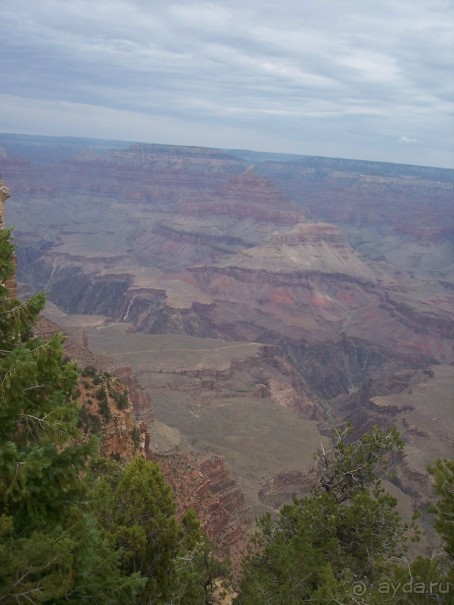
[398,136,420,144]
[0,0,453,167]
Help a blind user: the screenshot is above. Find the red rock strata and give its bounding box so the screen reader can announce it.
[153,452,250,573]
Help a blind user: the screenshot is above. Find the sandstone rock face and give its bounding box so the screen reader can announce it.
[154,452,250,572]
[0,178,17,298]
[80,374,146,462]
[0,178,11,228]
[114,365,154,422]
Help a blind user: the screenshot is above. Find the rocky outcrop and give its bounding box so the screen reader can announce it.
[79,370,147,461]
[218,222,375,279]
[33,316,150,461]
[153,452,250,572]
[0,179,17,298]
[113,365,154,426]
[0,179,11,229]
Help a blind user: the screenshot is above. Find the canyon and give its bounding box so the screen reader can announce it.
[1,133,453,554]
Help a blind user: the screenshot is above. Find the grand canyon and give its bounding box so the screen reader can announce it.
[1,133,453,557]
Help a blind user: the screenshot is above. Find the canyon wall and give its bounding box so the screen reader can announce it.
[1,138,453,557]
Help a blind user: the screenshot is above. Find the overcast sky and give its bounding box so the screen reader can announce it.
[1,0,453,167]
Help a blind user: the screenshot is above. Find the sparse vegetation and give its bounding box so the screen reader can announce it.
[82,364,97,378]
[79,406,102,434]
[131,425,141,452]
[113,389,130,410]
[96,386,107,400]
[98,398,111,422]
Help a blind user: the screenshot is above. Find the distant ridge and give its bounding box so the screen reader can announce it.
[2,132,453,178]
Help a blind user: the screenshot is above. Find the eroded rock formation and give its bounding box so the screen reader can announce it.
[154,452,250,572]
[0,178,11,229]
[0,178,17,298]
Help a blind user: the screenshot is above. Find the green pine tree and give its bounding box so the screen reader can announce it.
[428,458,453,559]
[94,456,224,604]
[366,458,453,604]
[235,424,418,605]
[0,228,144,603]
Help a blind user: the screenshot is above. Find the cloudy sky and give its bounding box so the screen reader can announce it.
[1,0,453,167]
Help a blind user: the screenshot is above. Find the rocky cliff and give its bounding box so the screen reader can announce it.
[154,452,250,572]
[0,179,10,229]
[0,179,17,298]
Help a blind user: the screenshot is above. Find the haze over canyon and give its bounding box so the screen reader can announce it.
[1,133,453,554]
